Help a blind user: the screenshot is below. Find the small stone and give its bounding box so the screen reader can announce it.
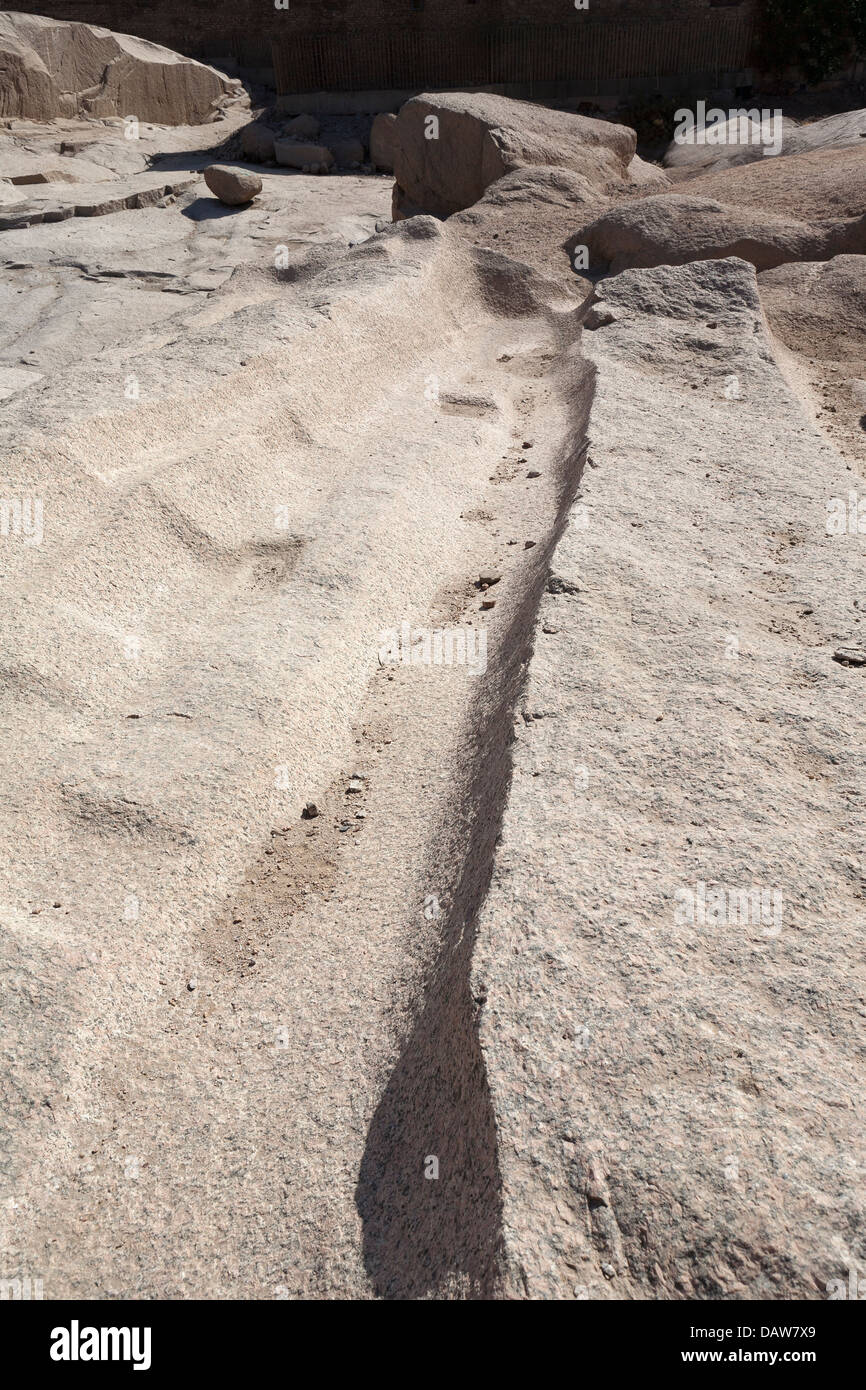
[524,540,537,549]
[522,440,533,448]
[355,810,367,819]
[187,978,197,991]
[481,598,496,610]
[301,802,319,819]
[479,572,502,586]
[527,470,541,478]
[203,164,262,206]
[601,1262,616,1278]
[347,778,364,793]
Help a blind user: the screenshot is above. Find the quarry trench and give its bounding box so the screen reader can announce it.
[0,205,596,1297]
[255,295,594,1300]
[169,257,595,1300]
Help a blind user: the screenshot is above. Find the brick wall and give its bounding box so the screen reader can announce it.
[5,1,761,89]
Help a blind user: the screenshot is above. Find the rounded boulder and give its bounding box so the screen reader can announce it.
[203,164,262,206]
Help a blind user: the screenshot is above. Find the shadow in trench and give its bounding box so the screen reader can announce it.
[354,704,513,1300]
[355,315,595,1299]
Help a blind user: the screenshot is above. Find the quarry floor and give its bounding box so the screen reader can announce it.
[1,116,864,1300]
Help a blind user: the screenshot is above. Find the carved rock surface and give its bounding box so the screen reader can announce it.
[0,12,244,125]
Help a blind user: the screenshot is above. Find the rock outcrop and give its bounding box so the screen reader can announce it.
[452,164,608,279]
[476,255,866,1299]
[574,193,866,273]
[684,145,866,224]
[759,254,866,464]
[664,106,866,173]
[0,12,244,125]
[0,170,199,228]
[391,91,636,219]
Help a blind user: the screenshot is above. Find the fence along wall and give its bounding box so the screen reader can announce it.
[272,13,758,98]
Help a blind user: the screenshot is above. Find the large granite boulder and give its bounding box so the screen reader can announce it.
[391,91,636,219]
